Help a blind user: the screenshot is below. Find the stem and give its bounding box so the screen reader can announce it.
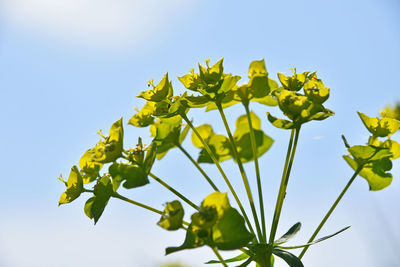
[112,192,191,226]
[298,167,363,259]
[269,127,300,244]
[149,172,199,210]
[180,113,256,237]
[211,247,228,267]
[176,143,220,192]
[216,102,263,243]
[112,192,163,215]
[244,103,267,243]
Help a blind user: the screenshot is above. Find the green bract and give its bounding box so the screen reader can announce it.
[58,166,83,205]
[358,112,400,137]
[158,200,185,231]
[84,176,114,224]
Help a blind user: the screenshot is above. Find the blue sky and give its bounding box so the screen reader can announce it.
[0,0,399,266]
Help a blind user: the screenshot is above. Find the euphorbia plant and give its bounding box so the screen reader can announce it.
[58,58,399,266]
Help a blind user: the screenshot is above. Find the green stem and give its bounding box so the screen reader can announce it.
[298,167,363,259]
[112,192,190,226]
[180,113,256,237]
[211,247,228,267]
[216,102,263,243]
[269,127,300,244]
[176,143,220,192]
[149,172,199,210]
[244,103,267,243]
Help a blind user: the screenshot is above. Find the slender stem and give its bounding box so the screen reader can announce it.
[216,102,263,243]
[180,113,256,237]
[149,172,199,210]
[176,143,220,192]
[211,247,228,267]
[112,192,163,215]
[298,167,363,259]
[112,192,190,226]
[269,127,300,244]
[244,103,267,243]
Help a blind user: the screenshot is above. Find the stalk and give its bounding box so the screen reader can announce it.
[268,127,300,244]
[176,143,220,191]
[180,113,256,237]
[149,172,199,210]
[211,247,228,267]
[244,103,267,243]
[216,102,263,243]
[298,167,363,259]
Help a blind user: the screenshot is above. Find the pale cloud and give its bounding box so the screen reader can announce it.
[0,0,190,49]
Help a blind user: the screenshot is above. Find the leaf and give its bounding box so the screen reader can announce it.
[218,74,241,94]
[165,224,202,255]
[272,249,304,267]
[91,118,124,163]
[191,124,214,149]
[205,90,239,111]
[152,116,182,159]
[276,226,350,250]
[358,112,400,137]
[79,149,102,184]
[383,139,400,159]
[277,71,308,92]
[84,176,114,224]
[348,145,392,163]
[212,208,254,250]
[109,163,149,190]
[181,94,211,108]
[179,123,190,144]
[158,200,184,231]
[178,70,203,91]
[137,73,171,102]
[199,58,224,85]
[205,252,250,264]
[274,222,301,245]
[197,134,232,163]
[343,155,393,191]
[304,78,330,104]
[201,192,231,217]
[235,112,261,135]
[266,112,295,129]
[59,166,84,205]
[143,143,157,174]
[235,130,273,163]
[248,59,267,78]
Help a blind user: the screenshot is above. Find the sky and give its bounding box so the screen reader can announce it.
[0,0,399,266]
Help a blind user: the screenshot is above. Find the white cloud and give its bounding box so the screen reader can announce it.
[0,0,190,49]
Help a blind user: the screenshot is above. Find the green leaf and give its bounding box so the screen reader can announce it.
[59,166,84,205]
[383,139,400,160]
[158,200,184,231]
[178,69,203,91]
[205,90,239,111]
[151,116,182,159]
[84,176,114,224]
[348,145,392,163]
[272,249,304,267]
[197,134,232,163]
[199,58,224,85]
[274,222,301,245]
[165,224,202,255]
[266,112,295,129]
[191,124,214,149]
[218,74,241,94]
[304,78,330,104]
[179,123,190,144]
[212,208,254,250]
[91,118,124,163]
[277,70,308,92]
[143,143,157,174]
[358,112,400,137]
[109,163,149,190]
[248,59,267,78]
[235,112,261,134]
[79,149,102,184]
[276,226,350,250]
[205,252,250,264]
[343,155,393,191]
[137,73,171,102]
[181,94,211,108]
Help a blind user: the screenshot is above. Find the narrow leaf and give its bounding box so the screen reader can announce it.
[272,249,304,267]
[274,222,301,245]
